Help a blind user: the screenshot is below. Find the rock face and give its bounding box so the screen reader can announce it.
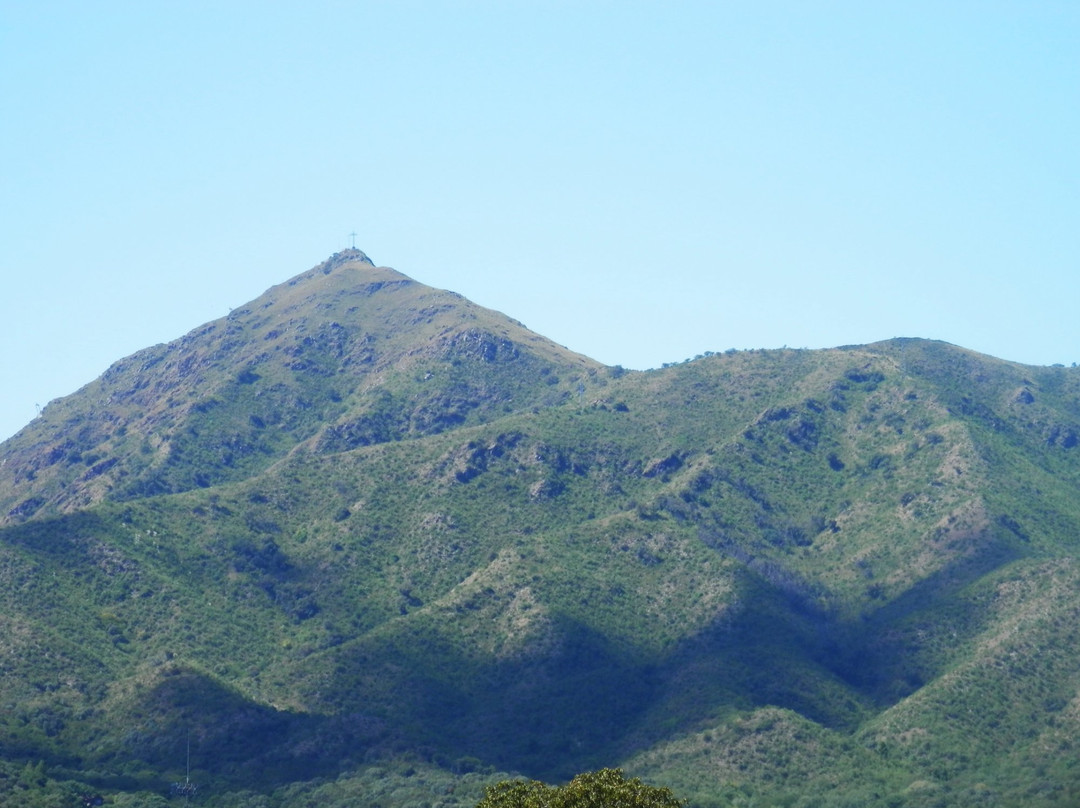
[2,255,1080,807]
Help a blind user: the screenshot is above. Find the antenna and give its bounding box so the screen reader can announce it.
[170,731,199,802]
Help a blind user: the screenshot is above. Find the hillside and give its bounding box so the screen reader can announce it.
[0,250,599,522]
[2,253,1080,807]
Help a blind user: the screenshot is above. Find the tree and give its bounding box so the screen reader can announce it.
[476,769,684,808]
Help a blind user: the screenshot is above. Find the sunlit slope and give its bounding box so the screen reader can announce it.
[0,250,600,522]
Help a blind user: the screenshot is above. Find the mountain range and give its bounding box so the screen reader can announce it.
[2,249,1079,807]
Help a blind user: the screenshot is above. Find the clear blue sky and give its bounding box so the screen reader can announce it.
[2,1,1077,442]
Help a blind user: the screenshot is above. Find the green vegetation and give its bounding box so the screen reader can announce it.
[477,769,683,808]
[2,254,1080,806]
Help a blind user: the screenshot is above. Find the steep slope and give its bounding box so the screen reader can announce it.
[0,250,600,523]
[2,253,1080,808]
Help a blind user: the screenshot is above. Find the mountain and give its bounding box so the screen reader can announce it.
[0,250,599,522]
[2,251,1080,808]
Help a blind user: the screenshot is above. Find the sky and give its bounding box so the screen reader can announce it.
[2,1,1077,442]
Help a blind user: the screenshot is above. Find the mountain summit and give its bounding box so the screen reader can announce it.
[0,251,599,522]
[2,252,1080,807]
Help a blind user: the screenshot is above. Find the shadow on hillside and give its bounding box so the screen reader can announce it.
[76,661,416,798]
[654,531,1027,737]
[320,615,664,782]
[12,512,1028,790]
[829,533,1026,703]
[305,530,1027,783]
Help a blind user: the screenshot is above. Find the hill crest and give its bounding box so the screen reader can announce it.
[0,251,601,522]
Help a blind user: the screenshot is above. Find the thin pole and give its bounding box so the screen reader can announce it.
[185,733,192,805]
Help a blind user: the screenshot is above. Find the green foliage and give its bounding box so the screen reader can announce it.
[477,769,683,808]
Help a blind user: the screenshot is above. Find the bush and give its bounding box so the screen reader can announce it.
[476,769,684,808]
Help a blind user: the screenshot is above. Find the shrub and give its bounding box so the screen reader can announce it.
[476,769,683,808]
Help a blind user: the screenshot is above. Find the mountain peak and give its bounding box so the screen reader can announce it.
[0,250,601,521]
[323,247,375,269]
[273,247,412,296]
